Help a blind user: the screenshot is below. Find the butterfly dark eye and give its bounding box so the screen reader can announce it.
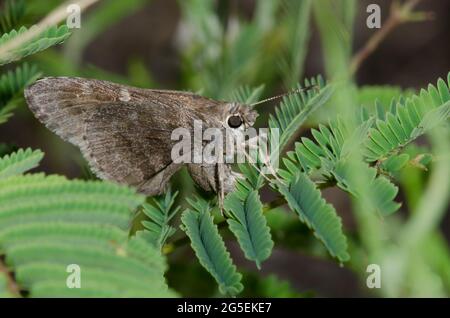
[228,115,243,128]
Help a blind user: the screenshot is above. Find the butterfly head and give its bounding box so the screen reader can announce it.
[224,102,258,130]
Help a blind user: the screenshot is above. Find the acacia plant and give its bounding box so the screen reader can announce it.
[0,0,448,297]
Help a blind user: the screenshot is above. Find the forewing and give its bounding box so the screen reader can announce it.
[24,77,223,195]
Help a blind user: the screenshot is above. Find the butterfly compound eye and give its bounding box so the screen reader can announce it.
[227,115,243,128]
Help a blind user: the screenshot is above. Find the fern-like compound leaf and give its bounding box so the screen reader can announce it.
[0,168,174,297]
[181,197,243,296]
[0,174,143,231]
[224,191,273,269]
[333,161,401,216]
[276,172,349,262]
[230,84,265,104]
[0,63,41,105]
[0,148,43,179]
[364,74,450,161]
[0,25,71,65]
[0,63,41,124]
[138,189,180,250]
[279,118,401,215]
[380,153,410,174]
[269,75,333,152]
[0,0,26,35]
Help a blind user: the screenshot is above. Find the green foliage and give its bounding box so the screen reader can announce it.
[2,225,171,297]
[0,0,26,35]
[224,191,273,269]
[234,162,266,199]
[138,189,180,251]
[269,76,333,151]
[358,85,414,111]
[0,25,71,65]
[230,84,265,104]
[380,153,410,174]
[0,174,142,230]
[221,146,274,270]
[221,77,349,267]
[364,75,450,162]
[276,172,349,262]
[313,0,355,78]
[0,63,41,123]
[0,148,43,179]
[280,118,363,177]
[280,117,401,215]
[0,150,173,297]
[181,197,243,296]
[278,0,312,88]
[178,0,270,99]
[334,162,401,215]
[0,0,447,298]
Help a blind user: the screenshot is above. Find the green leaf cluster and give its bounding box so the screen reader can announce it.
[181,197,243,296]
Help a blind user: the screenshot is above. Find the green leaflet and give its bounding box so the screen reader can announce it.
[234,163,266,201]
[224,191,273,269]
[0,148,43,179]
[0,25,71,65]
[1,224,170,297]
[180,0,265,98]
[230,84,265,104]
[0,63,41,105]
[269,75,333,152]
[333,161,401,216]
[226,157,274,269]
[278,0,312,88]
[276,172,349,262]
[138,189,180,251]
[279,118,401,216]
[280,117,355,176]
[0,155,174,296]
[0,0,25,35]
[380,153,410,174]
[0,174,143,231]
[364,74,450,161]
[0,63,41,124]
[357,85,415,114]
[232,146,269,201]
[181,197,243,296]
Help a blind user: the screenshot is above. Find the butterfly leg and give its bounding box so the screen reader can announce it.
[216,163,225,216]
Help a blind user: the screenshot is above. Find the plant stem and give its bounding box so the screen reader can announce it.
[350,0,429,74]
[0,256,20,297]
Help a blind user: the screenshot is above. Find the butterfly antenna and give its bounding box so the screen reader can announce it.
[249,85,318,107]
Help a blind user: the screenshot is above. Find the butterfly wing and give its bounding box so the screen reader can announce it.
[24,77,223,195]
